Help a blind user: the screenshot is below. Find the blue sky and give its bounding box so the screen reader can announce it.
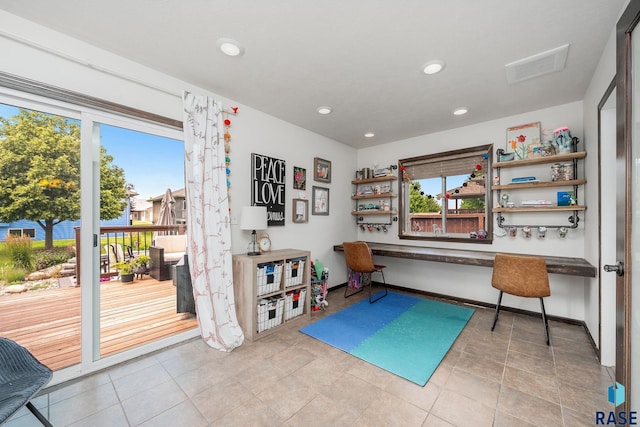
[0,103,184,200]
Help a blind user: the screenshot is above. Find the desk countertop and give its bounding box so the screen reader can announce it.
[333,242,597,278]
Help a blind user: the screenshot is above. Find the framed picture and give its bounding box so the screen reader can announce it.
[293,166,306,190]
[292,198,308,223]
[314,157,331,183]
[506,122,541,160]
[312,186,330,215]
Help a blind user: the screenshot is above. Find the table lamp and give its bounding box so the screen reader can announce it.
[240,206,267,256]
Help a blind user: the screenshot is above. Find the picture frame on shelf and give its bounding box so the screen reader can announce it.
[292,198,309,223]
[293,166,306,190]
[312,186,330,215]
[506,122,541,160]
[314,157,331,183]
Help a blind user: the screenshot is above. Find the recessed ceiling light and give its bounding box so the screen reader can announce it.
[364,132,375,138]
[422,60,445,75]
[317,106,333,115]
[216,38,244,57]
[453,107,468,116]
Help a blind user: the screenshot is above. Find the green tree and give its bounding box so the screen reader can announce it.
[0,109,127,249]
[409,181,440,213]
[460,197,486,210]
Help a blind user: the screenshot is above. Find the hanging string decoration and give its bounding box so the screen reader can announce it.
[399,152,490,201]
[222,106,238,212]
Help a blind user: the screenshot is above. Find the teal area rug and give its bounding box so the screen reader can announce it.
[299,292,474,386]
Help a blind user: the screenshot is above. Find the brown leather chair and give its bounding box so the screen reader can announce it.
[491,253,551,345]
[342,241,388,303]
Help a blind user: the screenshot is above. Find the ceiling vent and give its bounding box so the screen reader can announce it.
[505,44,570,84]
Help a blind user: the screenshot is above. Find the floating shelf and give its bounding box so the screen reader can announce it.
[352,176,398,185]
[492,152,586,169]
[493,205,586,213]
[492,179,586,191]
[352,192,395,200]
[352,210,398,216]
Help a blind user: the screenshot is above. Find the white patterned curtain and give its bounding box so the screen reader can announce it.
[182,91,244,351]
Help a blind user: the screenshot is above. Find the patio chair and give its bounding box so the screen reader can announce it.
[0,337,53,427]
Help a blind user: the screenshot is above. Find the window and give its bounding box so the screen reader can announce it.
[8,228,36,238]
[398,144,493,243]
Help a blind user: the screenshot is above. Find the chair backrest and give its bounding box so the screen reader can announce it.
[343,241,376,273]
[492,253,550,298]
[104,244,125,265]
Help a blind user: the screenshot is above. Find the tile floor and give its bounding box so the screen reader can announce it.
[5,288,615,427]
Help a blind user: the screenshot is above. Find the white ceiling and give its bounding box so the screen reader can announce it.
[0,0,625,148]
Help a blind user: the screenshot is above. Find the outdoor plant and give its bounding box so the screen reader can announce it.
[132,255,150,269]
[114,260,135,276]
[5,235,33,271]
[34,247,73,271]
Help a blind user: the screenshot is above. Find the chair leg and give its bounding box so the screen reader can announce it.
[344,273,365,298]
[369,269,388,303]
[540,297,550,346]
[26,401,53,427]
[491,291,503,331]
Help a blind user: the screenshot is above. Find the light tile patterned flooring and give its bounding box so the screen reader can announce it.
[5,288,615,426]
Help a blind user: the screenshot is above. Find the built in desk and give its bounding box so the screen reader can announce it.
[333,242,597,278]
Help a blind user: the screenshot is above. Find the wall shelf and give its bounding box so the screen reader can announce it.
[493,150,586,229]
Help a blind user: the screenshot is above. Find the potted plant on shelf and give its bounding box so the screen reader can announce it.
[114,260,135,283]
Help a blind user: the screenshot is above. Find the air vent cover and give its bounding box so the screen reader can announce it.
[505,44,570,84]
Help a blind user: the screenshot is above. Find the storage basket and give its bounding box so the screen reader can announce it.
[284,289,306,320]
[256,262,283,296]
[284,258,305,287]
[257,296,284,333]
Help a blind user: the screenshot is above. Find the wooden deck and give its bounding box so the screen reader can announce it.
[0,277,198,371]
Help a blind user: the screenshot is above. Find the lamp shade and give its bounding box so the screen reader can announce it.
[240,206,267,231]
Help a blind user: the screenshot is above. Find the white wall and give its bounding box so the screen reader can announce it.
[0,10,357,287]
[356,102,588,320]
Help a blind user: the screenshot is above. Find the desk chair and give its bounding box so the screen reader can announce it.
[490,253,551,345]
[0,338,53,426]
[342,241,388,303]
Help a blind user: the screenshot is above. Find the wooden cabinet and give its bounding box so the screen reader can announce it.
[351,175,398,225]
[232,249,310,340]
[492,151,586,228]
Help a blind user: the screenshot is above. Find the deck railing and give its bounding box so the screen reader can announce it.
[74,225,185,286]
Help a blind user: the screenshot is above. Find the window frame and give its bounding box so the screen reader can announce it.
[398,144,493,244]
[8,228,36,238]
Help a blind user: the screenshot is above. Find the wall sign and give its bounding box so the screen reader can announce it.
[252,153,286,226]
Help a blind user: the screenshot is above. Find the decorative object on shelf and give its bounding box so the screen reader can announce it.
[552,126,575,154]
[313,157,331,183]
[509,226,517,238]
[292,198,308,223]
[258,233,272,252]
[251,153,286,226]
[293,166,306,190]
[312,186,329,215]
[522,226,532,239]
[500,193,510,207]
[494,227,507,237]
[240,205,268,256]
[506,122,541,160]
[496,149,515,162]
[477,229,488,239]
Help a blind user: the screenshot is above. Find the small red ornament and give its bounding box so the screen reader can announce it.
[224,119,231,126]
[475,164,482,171]
[445,193,451,199]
